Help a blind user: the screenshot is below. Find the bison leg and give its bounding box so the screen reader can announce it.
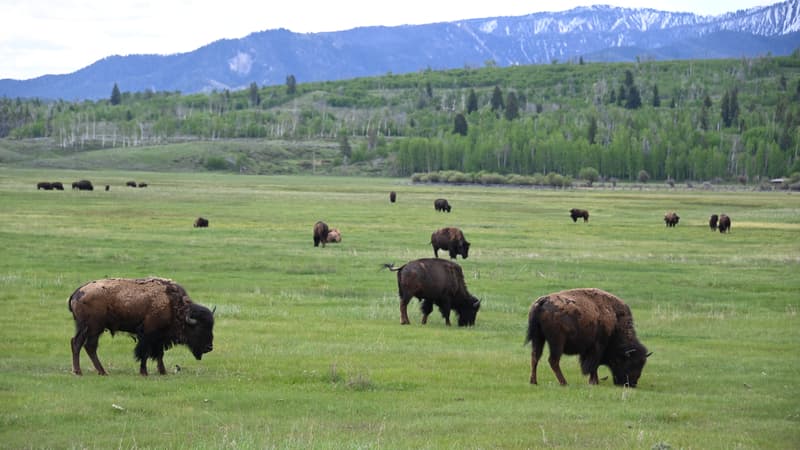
[530,339,545,385]
[70,326,89,375]
[420,299,434,325]
[156,356,167,375]
[399,295,412,325]
[432,246,439,258]
[548,355,567,385]
[438,305,452,326]
[83,334,107,376]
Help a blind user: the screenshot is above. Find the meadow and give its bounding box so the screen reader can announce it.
[0,168,798,449]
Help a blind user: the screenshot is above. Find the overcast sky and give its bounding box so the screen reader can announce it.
[0,0,779,80]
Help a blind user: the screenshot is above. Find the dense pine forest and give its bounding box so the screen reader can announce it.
[1,53,799,183]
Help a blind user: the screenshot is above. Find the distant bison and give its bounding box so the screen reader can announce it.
[434,198,451,212]
[389,191,397,203]
[570,208,590,223]
[138,182,148,188]
[709,214,719,230]
[68,277,215,376]
[194,217,209,228]
[718,214,731,233]
[313,221,330,247]
[126,181,137,187]
[430,227,470,259]
[663,212,679,227]
[37,182,53,190]
[326,228,342,243]
[385,258,480,327]
[52,182,64,190]
[526,288,650,387]
[72,180,94,191]
[105,185,110,191]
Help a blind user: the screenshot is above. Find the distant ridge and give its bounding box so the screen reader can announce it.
[1,0,798,100]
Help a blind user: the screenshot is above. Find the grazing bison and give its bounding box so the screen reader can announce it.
[389,191,397,203]
[430,227,470,259]
[663,212,680,227]
[37,182,53,190]
[570,208,590,223]
[68,277,215,376]
[313,221,330,247]
[72,180,94,191]
[526,288,650,387]
[194,217,209,228]
[385,258,481,327]
[718,214,731,233]
[138,182,148,188]
[126,181,137,187]
[326,228,342,243]
[434,198,451,213]
[52,182,64,190]
[709,214,719,230]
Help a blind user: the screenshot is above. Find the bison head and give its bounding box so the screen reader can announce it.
[608,344,650,387]
[184,304,215,360]
[450,239,470,259]
[456,296,481,326]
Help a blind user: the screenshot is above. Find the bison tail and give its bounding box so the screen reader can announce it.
[382,263,402,272]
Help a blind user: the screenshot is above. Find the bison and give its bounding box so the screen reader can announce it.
[138,182,148,188]
[526,288,650,387]
[326,228,342,243]
[37,182,53,190]
[430,227,470,259]
[68,277,215,376]
[570,208,590,223]
[72,180,94,191]
[664,212,679,227]
[434,198,451,212]
[194,217,209,228]
[709,214,719,230]
[385,258,480,327]
[718,214,731,233]
[52,182,64,190]
[126,181,137,187]
[389,191,397,203]
[313,221,330,247]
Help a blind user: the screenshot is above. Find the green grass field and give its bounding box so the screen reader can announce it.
[0,168,798,449]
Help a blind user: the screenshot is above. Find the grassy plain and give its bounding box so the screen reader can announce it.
[0,168,798,449]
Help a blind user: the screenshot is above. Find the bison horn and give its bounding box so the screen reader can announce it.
[624,348,637,357]
[212,306,217,315]
[186,316,198,326]
[646,352,653,358]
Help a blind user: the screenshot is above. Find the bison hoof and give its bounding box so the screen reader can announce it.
[73,370,83,376]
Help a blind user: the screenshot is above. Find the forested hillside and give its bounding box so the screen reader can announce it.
[2,54,799,183]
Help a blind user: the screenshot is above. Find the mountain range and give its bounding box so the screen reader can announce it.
[2,1,799,101]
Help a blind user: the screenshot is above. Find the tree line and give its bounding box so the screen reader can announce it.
[1,52,799,182]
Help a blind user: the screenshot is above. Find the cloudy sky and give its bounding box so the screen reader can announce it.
[0,0,778,80]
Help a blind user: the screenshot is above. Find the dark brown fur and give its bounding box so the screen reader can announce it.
[709,214,719,230]
[51,182,64,190]
[430,227,470,259]
[434,198,451,212]
[126,181,137,187]
[68,277,214,376]
[389,191,397,203]
[37,182,53,190]
[194,217,209,228]
[664,212,680,227]
[526,288,649,387]
[72,180,94,191]
[718,214,731,233]
[386,258,480,327]
[313,221,330,247]
[570,208,589,223]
